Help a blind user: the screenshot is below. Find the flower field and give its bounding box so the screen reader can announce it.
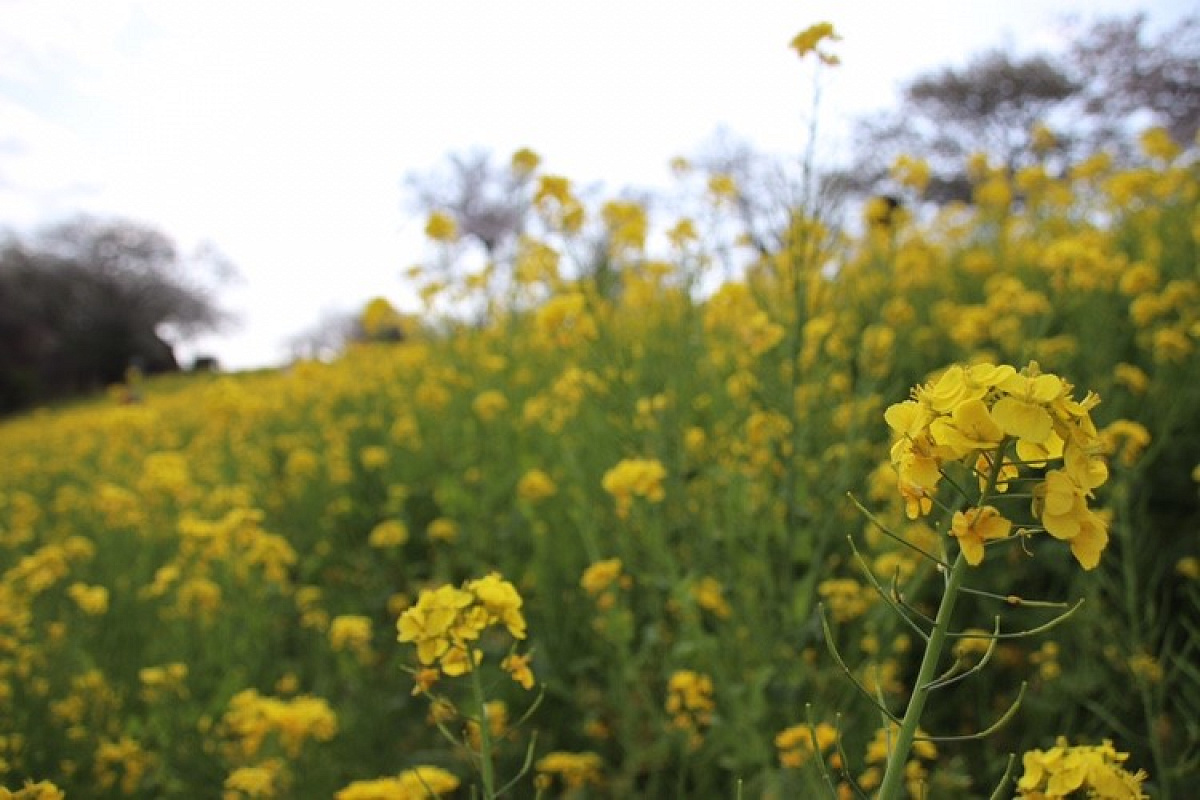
[2,70,1199,800]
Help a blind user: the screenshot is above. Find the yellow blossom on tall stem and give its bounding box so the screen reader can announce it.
[790,22,840,64]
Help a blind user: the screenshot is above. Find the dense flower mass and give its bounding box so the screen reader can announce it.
[885,362,1110,568]
[0,78,1192,794]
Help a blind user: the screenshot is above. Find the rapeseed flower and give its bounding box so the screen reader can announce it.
[790,22,840,64]
[776,721,837,768]
[0,782,65,800]
[335,766,460,799]
[397,574,533,686]
[886,362,1109,568]
[424,211,457,242]
[949,505,1012,566]
[368,519,409,548]
[1016,738,1148,799]
[535,751,604,790]
[516,469,557,503]
[602,458,667,518]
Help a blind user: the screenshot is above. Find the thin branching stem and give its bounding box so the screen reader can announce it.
[819,604,902,724]
[915,682,1027,742]
[846,493,950,569]
[955,585,1070,609]
[987,754,1018,800]
[848,535,931,641]
[805,703,840,798]
[924,616,1001,691]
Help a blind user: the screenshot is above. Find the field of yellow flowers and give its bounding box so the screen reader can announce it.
[2,67,1199,800]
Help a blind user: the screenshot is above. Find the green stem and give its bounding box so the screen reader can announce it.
[877,440,1011,798]
[469,661,497,799]
[876,551,968,800]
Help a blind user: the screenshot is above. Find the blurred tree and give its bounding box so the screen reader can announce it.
[0,216,232,413]
[405,148,537,259]
[284,308,361,363]
[837,13,1199,204]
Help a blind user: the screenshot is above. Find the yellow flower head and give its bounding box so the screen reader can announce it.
[424,210,458,242]
[790,22,840,64]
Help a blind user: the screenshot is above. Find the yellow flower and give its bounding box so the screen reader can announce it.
[707,173,738,199]
[468,572,527,640]
[790,22,840,64]
[510,147,541,175]
[517,469,557,503]
[692,577,732,619]
[535,752,605,790]
[891,155,930,194]
[0,782,66,800]
[950,505,1013,566]
[581,558,625,596]
[818,578,874,622]
[424,210,457,242]
[929,398,1004,458]
[665,670,715,738]
[368,519,409,548]
[224,759,285,799]
[472,390,509,422]
[426,518,458,543]
[535,292,598,348]
[992,372,1065,445]
[502,652,536,690]
[329,615,372,656]
[1017,738,1148,799]
[1140,126,1180,161]
[335,766,460,799]
[67,583,109,616]
[776,722,837,768]
[602,458,667,518]
[1177,556,1200,579]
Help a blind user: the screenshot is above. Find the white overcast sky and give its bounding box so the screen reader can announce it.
[0,1,1193,369]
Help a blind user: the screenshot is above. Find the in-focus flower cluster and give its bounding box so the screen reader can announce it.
[885,362,1109,568]
[1016,738,1148,799]
[396,573,532,690]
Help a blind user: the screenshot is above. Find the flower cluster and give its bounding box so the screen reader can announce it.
[396,573,532,689]
[665,669,715,747]
[885,362,1109,568]
[535,751,604,791]
[775,721,837,769]
[219,689,338,761]
[601,457,667,519]
[335,765,460,799]
[1016,738,1148,799]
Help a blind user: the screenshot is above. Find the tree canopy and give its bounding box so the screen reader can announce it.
[840,13,1199,204]
[0,216,232,414]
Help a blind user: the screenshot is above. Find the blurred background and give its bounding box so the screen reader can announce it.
[1,0,1194,376]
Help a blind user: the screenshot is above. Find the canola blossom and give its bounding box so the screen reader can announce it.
[886,362,1110,568]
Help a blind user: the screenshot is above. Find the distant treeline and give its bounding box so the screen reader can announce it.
[0,217,229,415]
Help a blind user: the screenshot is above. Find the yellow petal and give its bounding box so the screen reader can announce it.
[992,397,1053,443]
